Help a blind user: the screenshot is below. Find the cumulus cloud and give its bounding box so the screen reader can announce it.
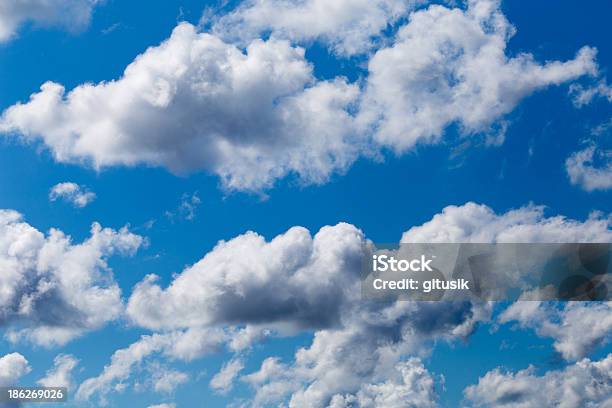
[123,202,612,406]
[566,143,612,192]
[358,0,598,152]
[287,303,477,407]
[210,358,244,395]
[0,353,30,385]
[212,0,422,56]
[464,354,612,408]
[0,23,360,192]
[49,182,96,208]
[0,209,143,347]
[128,201,609,334]
[127,222,365,331]
[326,359,439,408]
[499,302,612,361]
[244,357,441,408]
[0,0,100,43]
[401,202,612,243]
[0,1,599,193]
[37,354,79,389]
[243,330,450,407]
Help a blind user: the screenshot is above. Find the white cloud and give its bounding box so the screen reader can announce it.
[464,354,612,408]
[76,328,227,403]
[164,327,229,361]
[359,0,598,152]
[126,222,365,331]
[150,366,189,394]
[401,202,612,243]
[228,325,271,352]
[147,404,175,408]
[569,80,612,107]
[1,1,599,193]
[212,0,422,56]
[122,202,610,406]
[0,0,100,43]
[245,357,441,408]
[76,334,169,402]
[242,299,482,407]
[327,359,439,408]
[210,358,244,395]
[499,302,612,361]
[0,352,30,385]
[0,23,361,192]
[37,354,79,389]
[49,182,96,208]
[566,143,612,192]
[0,209,143,347]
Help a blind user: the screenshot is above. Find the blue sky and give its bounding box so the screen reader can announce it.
[0,1,610,407]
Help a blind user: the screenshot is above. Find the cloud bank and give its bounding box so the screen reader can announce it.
[0,0,598,192]
[67,202,611,405]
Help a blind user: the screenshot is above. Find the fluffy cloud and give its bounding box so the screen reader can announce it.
[359,0,598,152]
[499,302,612,361]
[1,1,599,193]
[245,357,440,408]
[0,0,100,43]
[127,222,365,331]
[0,23,360,192]
[210,358,244,395]
[0,209,143,347]
[37,354,79,389]
[147,404,175,408]
[0,353,30,385]
[122,202,611,406]
[463,354,612,408]
[242,324,454,407]
[49,182,96,208]
[212,0,421,56]
[327,359,439,408]
[566,143,612,192]
[401,202,612,243]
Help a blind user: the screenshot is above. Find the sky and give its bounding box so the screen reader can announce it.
[0,0,611,407]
